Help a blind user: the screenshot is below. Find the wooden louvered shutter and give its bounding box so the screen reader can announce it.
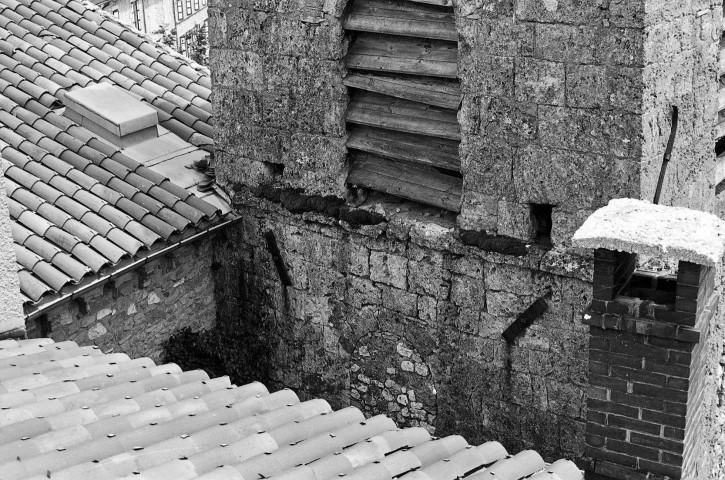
[343,0,462,211]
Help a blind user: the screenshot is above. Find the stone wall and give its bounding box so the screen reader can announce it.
[210,0,719,244]
[641,1,720,211]
[25,238,217,362]
[209,0,349,197]
[213,193,593,462]
[208,0,724,472]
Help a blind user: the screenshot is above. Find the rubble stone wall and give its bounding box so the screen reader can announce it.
[213,194,594,461]
[25,238,217,363]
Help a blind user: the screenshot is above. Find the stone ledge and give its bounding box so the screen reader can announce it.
[232,187,594,281]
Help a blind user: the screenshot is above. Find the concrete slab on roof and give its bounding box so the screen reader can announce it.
[64,83,159,137]
[572,198,725,266]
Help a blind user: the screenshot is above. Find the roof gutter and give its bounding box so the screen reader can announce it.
[24,214,242,321]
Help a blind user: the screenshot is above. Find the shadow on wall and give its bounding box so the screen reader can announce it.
[162,227,277,387]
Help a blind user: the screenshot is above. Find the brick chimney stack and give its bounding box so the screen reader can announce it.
[573,199,724,479]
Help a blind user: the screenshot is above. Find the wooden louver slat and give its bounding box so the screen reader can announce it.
[347,93,461,141]
[344,0,458,41]
[348,153,462,211]
[347,126,460,171]
[344,73,461,109]
[346,34,458,79]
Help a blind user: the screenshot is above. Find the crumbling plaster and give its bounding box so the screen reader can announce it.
[0,167,24,337]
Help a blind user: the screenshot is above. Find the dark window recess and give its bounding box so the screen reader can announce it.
[112,8,119,17]
[530,204,553,246]
[103,281,119,299]
[623,271,677,305]
[717,133,725,194]
[131,0,144,31]
[343,0,462,211]
[35,315,51,337]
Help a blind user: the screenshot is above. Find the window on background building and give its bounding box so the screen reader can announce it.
[194,0,199,10]
[112,8,119,17]
[179,35,186,55]
[176,0,184,19]
[131,0,144,31]
[201,0,206,6]
[186,0,192,15]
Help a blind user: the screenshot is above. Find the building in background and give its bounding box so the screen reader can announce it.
[93,0,208,62]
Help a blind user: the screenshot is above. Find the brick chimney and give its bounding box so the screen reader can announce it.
[573,199,724,479]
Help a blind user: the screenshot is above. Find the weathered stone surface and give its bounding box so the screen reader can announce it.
[216,199,599,460]
[210,0,723,472]
[458,191,498,231]
[370,251,408,290]
[565,64,608,109]
[539,107,641,159]
[513,146,640,208]
[496,201,532,241]
[514,57,565,106]
[515,0,605,25]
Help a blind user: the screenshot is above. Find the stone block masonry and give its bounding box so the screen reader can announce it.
[213,193,594,462]
[210,0,720,249]
[25,238,217,363]
[208,0,725,474]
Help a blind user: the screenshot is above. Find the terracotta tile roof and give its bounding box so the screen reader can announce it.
[0,338,584,480]
[0,0,225,306]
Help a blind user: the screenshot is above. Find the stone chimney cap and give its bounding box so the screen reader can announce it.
[64,83,158,137]
[572,198,725,266]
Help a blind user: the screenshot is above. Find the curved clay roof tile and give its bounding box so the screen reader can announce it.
[16,268,52,301]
